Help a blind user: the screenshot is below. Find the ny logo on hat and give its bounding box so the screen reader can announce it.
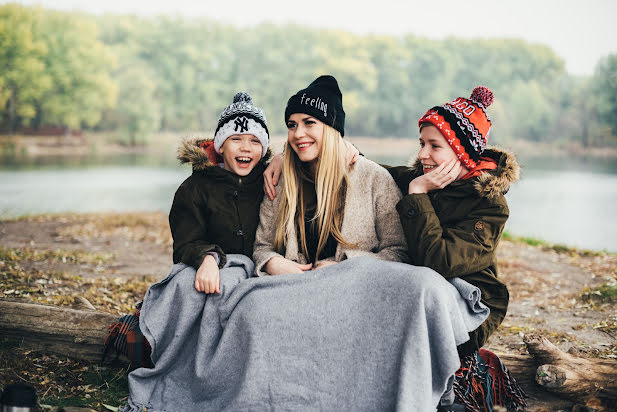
[234,116,249,133]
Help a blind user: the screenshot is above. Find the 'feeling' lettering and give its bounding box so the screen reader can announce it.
[300,93,328,117]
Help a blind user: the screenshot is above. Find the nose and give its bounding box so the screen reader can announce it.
[418,145,429,159]
[240,138,251,151]
[292,124,305,140]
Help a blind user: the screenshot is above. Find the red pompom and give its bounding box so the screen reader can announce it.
[470,86,494,108]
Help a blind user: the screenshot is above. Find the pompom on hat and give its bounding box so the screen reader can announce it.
[214,92,269,158]
[418,86,494,170]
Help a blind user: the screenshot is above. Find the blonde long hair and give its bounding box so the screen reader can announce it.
[274,124,353,262]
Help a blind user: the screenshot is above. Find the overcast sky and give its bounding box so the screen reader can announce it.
[7,0,617,75]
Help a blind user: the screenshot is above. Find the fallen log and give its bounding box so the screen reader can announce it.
[2,300,615,408]
[0,300,123,363]
[493,351,580,410]
[524,333,617,403]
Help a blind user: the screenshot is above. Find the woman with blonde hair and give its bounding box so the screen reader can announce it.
[253,75,407,275]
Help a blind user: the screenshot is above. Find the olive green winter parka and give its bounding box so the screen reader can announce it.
[169,138,271,270]
[388,147,520,356]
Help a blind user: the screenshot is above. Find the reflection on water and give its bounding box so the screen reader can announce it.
[1,150,616,252]
[0,167,185,217]
[517,154,617,176]
[0,151,178,170]
[506,171,617,252]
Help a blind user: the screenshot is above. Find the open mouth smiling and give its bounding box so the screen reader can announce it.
[236,157,253,165]
[296,142,313,150]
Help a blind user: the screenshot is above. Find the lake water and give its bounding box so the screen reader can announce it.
[1,150,616,253]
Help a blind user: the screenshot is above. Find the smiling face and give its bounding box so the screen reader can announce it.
[286,113,325,168]
[219,134,263,176]
[418,124,468,179]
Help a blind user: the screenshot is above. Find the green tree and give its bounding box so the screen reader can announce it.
[550,75,600,147]
[593,54,617,137]
[508,80,553,141]
[311,29,378,136]
[0,4,50,133]
[34,10,116,132]
[112,65,160,146]
[88,12,605,145]
[403,36,460,122]
[356,35,413,136]
[97,15,162,144]
[127,16,235,132]
[226,24,319,136]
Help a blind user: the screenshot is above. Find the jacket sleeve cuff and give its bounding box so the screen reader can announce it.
[206,252,220,266]
[192,245,226,269]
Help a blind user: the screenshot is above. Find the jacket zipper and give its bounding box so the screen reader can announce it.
[234,179,244,250]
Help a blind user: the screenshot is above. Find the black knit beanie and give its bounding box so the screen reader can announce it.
[284,75,345,136]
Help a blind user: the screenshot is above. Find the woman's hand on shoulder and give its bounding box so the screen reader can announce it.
[264,153,284,201]
[408,158,460,194]
[194,255,220,294]
[264,256,312,275]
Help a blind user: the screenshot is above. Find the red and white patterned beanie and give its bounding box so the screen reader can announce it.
[418,86,494,170]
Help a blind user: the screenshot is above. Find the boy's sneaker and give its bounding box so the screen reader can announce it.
[436,402,466,412]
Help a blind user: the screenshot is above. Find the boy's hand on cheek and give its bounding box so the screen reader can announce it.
[195,255,220,294]
[409,159,460,194]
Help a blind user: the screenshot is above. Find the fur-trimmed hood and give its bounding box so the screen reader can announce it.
[409,147,520,199]
[177,137,272,172]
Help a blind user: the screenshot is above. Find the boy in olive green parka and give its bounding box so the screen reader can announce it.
[387,87,519,358]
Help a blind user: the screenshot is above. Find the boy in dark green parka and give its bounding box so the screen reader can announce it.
[387,86,520,358]
[169,92,271,294]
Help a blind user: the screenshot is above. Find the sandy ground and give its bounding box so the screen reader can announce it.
[1,212,616,411]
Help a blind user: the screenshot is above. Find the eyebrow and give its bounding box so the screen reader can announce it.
[288,116,316,124]
[418,137,441,143]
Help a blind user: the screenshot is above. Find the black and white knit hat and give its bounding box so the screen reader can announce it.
[214,92,269,158]
[284,75,345,136]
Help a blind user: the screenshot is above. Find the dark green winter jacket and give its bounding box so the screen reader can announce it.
[169,138,271,270]
[387,148,520,356]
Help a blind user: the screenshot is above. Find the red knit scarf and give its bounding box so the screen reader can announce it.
[461,157,497,180]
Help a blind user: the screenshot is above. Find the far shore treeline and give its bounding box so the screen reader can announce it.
[1,4,616,147]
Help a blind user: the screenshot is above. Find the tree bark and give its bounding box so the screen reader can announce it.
[8,86,16,135]
[0,300,124,363]
[524,333,617,402]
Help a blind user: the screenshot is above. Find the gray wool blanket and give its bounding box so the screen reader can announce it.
[121,255,489,412]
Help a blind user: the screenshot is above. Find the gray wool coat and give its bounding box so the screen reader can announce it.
[253,156,408,276]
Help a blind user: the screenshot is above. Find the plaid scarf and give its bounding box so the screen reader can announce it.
[454,349,527,411]
[103,302,153,369]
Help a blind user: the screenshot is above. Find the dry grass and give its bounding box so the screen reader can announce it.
[0,246,154,314]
